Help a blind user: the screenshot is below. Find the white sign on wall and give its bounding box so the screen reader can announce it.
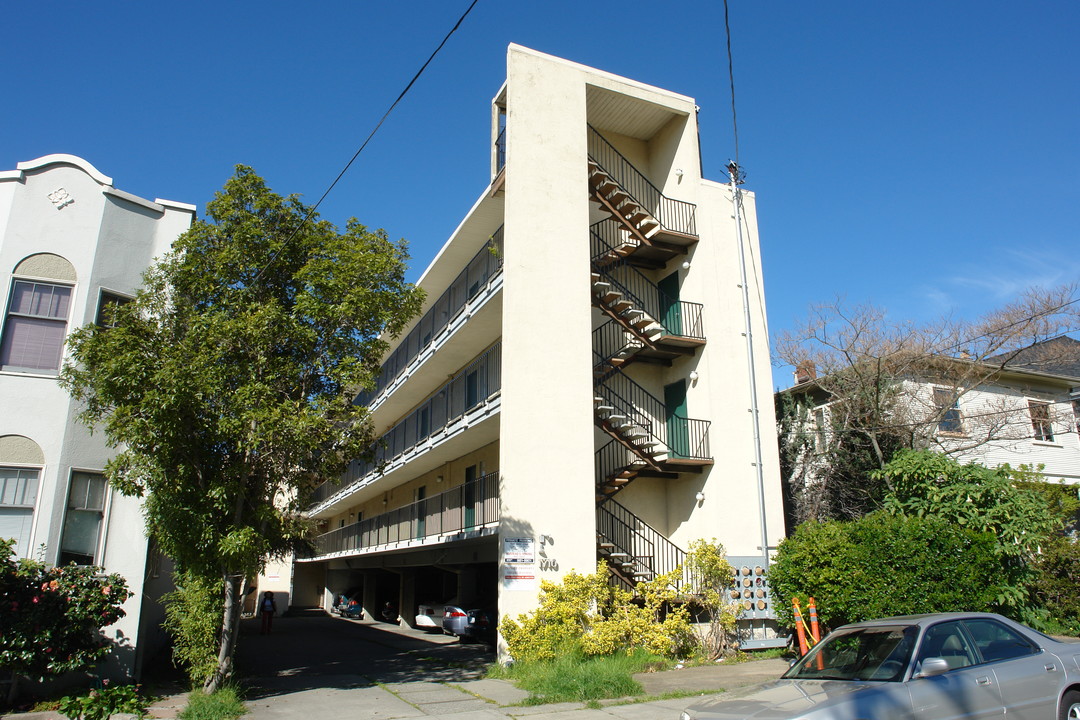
[503,537,535,564]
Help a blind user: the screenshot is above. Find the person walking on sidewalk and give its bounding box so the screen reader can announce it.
[260,591,277,635]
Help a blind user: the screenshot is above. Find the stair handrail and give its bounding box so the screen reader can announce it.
[587,125,697,236]
[591,224,705,341]
[592,321,642,372]
[597,370,713,461]
[594,439,642,493]
[597,499,688,591]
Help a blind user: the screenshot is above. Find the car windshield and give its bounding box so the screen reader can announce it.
[783,625,918,682]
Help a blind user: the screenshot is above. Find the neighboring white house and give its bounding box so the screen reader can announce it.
[0,154,195,679]
[286,45,788,652]
[782,337,1080,520]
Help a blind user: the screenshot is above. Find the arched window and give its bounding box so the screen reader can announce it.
[0,435,44,559]
[0,254,77,374]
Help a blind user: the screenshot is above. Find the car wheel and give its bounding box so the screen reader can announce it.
[1060,690,1080,720]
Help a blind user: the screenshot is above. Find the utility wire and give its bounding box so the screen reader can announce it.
[722,0,741,170]
[254,0,481,283]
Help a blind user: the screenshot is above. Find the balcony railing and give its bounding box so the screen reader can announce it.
[597,371,711,461]
[495,126,506,173]
[354,227,504,410]
[312,472,500,557]
[587,125,696,237]
[309,343,502,508]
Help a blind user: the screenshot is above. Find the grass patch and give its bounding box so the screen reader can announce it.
[488,650,664,704]
[179,687,247,720]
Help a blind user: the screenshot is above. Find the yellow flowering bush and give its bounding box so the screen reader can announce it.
[500,562,695,662]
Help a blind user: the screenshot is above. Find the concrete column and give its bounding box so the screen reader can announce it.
[498,47,598,657]
[399,568,417,628]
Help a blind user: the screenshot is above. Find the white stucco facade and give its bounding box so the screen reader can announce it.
[296,46,787,652]
[0,155,194,679]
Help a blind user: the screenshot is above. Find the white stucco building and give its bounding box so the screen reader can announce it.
[292,46,787,651]
[0,154,194,678]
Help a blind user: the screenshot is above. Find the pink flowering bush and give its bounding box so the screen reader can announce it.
[0,539,132,706]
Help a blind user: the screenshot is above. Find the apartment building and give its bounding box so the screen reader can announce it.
[296,45,787,650]
[0,154,194,678]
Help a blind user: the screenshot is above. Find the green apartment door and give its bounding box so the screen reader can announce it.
[464,465,477,528]
[658,272,682,337]
[415,486,427,540]
[664,380,690,459]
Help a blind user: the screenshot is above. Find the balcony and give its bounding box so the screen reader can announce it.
[309,342,502,511]
[355,227,503,412]
[306,471,500,559]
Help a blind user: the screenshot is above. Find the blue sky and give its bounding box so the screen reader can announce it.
[5,1,1078,388]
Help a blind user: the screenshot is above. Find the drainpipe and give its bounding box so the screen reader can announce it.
[728,161,770,562]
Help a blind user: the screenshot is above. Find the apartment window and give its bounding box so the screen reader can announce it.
[59,472,107,566]
[95,291,131,328]
[0,467,39,558]
[0,280,72,373]
[1072,398,1080,436]
[933,388,964,434]
[1028,400,1054,442]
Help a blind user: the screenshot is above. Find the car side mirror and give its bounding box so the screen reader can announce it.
[915,657,950,678]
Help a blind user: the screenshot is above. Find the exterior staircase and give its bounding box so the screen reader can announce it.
[586,125,705,590]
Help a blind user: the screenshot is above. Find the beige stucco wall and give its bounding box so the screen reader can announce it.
[497,47,599,639]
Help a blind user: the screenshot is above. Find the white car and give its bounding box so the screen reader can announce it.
[416,599,456,631]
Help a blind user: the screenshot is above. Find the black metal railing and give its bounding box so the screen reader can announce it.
[310,343,502,508]
[313,472,500,556]
[595,439,641,489]
[592,321,643,372]
[354,227,504,409]
[495,126,506,173]
[596,370,711,461]
[591,226,704,341]
[587,125,696,237]
[597,499,687,592]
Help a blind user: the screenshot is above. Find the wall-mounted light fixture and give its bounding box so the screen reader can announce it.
[695,491,705,503]
[675,168,684,180]
[681,260,691,270]
[436,475,444,483]
[689,370,700,382]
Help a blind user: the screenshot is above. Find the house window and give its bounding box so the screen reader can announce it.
[59,472,107,566]
[96,291,131,328]
[0,467,39,558]
[1028,400,1054,442]
[933,388,963,434]
[0,280,72,373]
[1072,398,1080,436]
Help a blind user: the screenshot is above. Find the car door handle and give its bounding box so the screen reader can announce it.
[976,677,992,686]
[1045,664,1057,672]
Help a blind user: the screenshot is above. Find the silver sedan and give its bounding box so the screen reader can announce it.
[680,613,1080,720]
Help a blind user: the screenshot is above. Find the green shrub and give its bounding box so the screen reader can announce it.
[162,571,222,686]
[770,512,1006,629]
[179,687,246,720]
[1030,536,1080,635]
[0,539,132,705]
[58,683,147,720]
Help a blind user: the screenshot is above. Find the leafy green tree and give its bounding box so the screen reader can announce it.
[769,512,1006,630]
[873,450,1062,560]
[1029,536,1080,635]
[60,167,423,692]
[682,539,740,659]
[161,571,221,686]
[0,539,132,707]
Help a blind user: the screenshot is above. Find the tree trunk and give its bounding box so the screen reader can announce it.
[204,573,242,694]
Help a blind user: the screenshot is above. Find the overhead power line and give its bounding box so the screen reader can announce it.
[254,0,481,282]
